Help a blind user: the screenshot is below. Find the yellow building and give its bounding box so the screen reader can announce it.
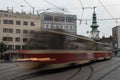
[0,10,41,50]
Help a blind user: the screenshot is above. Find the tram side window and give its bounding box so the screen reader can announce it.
[77,42,86,50]
[94,43,112,51]
[103,44,112,51]
[96,44,103,50]
[85,41,96,50]
[67,39,97,50]
[65,37,87,50]
[65,42,86,50]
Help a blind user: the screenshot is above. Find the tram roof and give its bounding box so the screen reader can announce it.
[42,29,95,42]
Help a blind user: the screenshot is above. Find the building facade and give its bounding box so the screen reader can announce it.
[40,12,77,34]
[0,10,41,50]
[112,26,120,49]
[99,36,113,44]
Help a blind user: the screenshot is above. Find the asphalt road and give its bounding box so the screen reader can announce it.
[0,58,120,80]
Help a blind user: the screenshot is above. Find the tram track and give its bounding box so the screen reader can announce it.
[86,65,94,80]
[11,65,82,80]
[84,59,120,80]
[0,62,43,80]
[0,63,19,74]
[10,59,120,80]
[11,64,95,80]
[0,64,18,71]
[65,64,94,80]
[66,67,81,80]
[93,59,120,73]
[72,59,120,80]
[96,64,120,80]
[94,61,120,80]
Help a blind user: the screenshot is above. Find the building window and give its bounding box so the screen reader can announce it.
[3,28,13,33]
[66,17,76,23]
[9,20,13,24]
[44,24,47,28]
[9,29,13,33]
[30,30,34,34]
[23,21,28,26]
[16,29,21,33]
[60,17,65,22]
[60,25,63,29]
[22,45,27,50]
[8,45,14,50]
[15,37,20,42]
[3,28,8,33]
[3,20,14,24]
[46,24,49,28]
[56,25,59,29]
[8,37,13,41]
[3,20,9,24]
[23,38,28,42]
[15,45,21,50]
[30,22,35,26]
[54,16,59,22]
[2,37,13,41]
[66,25,68,29]
[23,30,28,34]
[44,24,51,29]
[44,15,53,21]
[2,37,7,41]
[16,21,21,25]
[4,14,8,17]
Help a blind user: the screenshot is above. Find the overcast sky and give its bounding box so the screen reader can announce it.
[1,0,120,37]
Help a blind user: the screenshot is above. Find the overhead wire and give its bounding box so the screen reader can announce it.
[79,8,84,24]
[78,0,85,24]
[13,0,24,7]
[12,0,49,15]
[13,0,120,23]
[77,17,120,21]
[98,0,118,23]
[24,0,37,14]
[78,0,96,25]
[78,0,84,8]
[76,0,120,24]
[24,0,33,8]
[43,0,66,12]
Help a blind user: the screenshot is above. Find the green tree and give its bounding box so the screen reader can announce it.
[0,42,7,60]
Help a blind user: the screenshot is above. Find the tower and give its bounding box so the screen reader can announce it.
[90,7,100,40]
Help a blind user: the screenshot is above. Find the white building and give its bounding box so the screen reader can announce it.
[40,12,77,34]
[0,10,41,50]
[112,25,120,49]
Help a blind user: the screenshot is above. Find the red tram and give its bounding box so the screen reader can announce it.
[10,30,112,68]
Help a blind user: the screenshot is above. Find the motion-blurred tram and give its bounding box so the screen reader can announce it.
[11,29,112,68]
